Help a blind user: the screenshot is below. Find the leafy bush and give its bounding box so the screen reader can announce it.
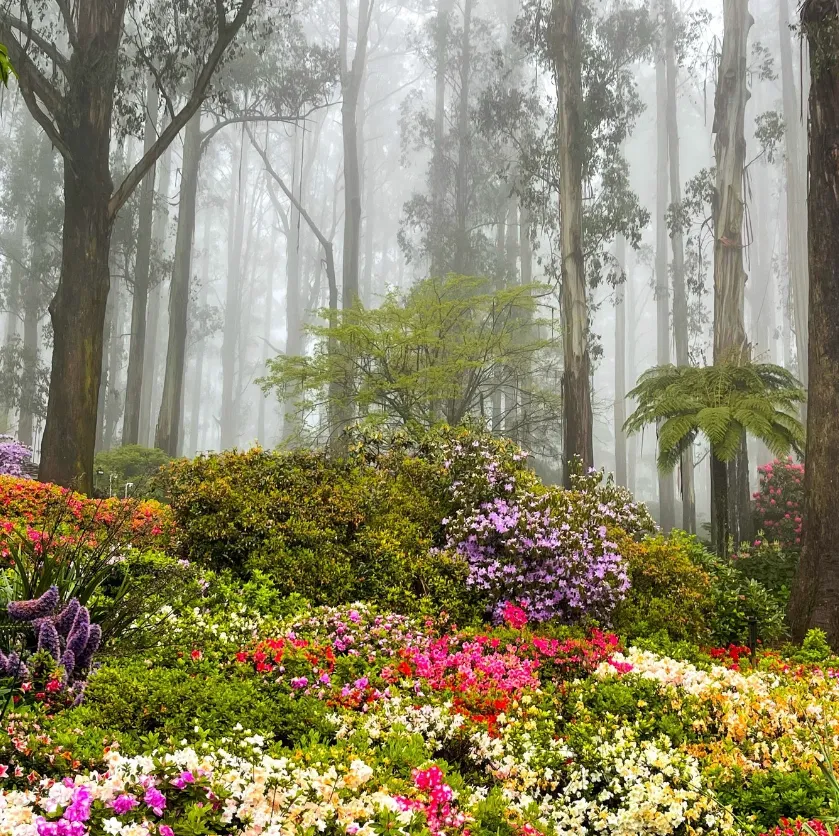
[613,533,714,642]
[673,531,787,645]
[754,458,804,550]
[93,445,172,499]
[70,659,333,749]
[734,540,798,603]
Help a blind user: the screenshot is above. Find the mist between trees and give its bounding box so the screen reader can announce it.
[0,0,816,538]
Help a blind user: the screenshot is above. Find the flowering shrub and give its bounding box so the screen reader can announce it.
[0,437,32,477]
[754,458,805,549]
[446,490,630,624]
[0,476,175,558]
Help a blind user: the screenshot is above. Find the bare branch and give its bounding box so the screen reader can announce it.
[108,0,257,220]
[0,12,69,75]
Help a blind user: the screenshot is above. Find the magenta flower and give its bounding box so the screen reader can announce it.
[144,786,167,815]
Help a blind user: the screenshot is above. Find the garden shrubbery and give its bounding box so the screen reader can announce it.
[0,427,828,836]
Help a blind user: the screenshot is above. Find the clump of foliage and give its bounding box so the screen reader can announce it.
[613,533,714,642]
[753,457,804,550]
[260,274,562,451]
[673,531,787,645]
[733,540,798,605]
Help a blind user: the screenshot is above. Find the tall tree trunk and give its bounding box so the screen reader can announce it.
[340,0,371,309]
[188,213,212,457]
[123,78,159,446]
[18,136,54,446]
[711,454,730,556]
[139,144,172,448]
[713,0,753,546]
[453,0,473,275]
[666,0,696,532]
[257,232,277,445]
[103,271,124,449]
[553,0,594,483]
[2,195,27,434]
[778,0,809,387]
[431,0,454,276]
[655,23,676,531]
[155,111,202,456]
[221,126,249,450]
[626,250,638,494]
[789,0,839,646]
[615,235,627,487]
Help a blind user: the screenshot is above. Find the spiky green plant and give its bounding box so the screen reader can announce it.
[624,361,805,555]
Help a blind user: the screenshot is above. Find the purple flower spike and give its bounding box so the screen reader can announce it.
[54,599,80,637]
[8,586,59,622]
[66,608,91,658]
[60,648,76,681]
[76,623,102,671]
[37,619,61,661]
[6,652,29,684]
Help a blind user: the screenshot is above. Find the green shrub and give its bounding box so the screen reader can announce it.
[673,531,787,646]
[733,540,798,603]
[613,533,714,642]
[72,660,333,750]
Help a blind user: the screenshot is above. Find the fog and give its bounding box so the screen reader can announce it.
[0,0,806,531]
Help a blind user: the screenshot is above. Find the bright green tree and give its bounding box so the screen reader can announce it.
[624,361,805,555]
[260,274,562,449]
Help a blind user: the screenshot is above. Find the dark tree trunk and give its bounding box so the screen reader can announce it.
[155,111,201,456]
[789,0,839,645]
[553,0,594,483]
[123,78,159,446]
[17,272,40,448]
[711,454,730,556]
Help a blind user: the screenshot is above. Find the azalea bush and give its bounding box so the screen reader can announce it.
[754,458,805,550]
[0,436,32,477]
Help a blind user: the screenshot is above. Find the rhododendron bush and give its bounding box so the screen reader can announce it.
[754,457,804,550]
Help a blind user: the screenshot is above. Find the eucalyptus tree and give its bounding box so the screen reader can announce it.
[517,0,653,483]
[0,0,264,492]
[790,0,839,647]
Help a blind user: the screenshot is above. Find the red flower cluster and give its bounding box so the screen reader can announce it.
[761,819,830,836]
[708,644,753,669]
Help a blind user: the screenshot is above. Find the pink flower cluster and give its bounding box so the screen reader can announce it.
[754,458,804,548]
[394,765,470,836]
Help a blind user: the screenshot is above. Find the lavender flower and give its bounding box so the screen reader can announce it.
[75,623,101,672]
[54,599,80,637]
[8,586,59,622]
[0,436,32,477]
[36,619,61,661]
[66,607,90,658]
[60,649,76,681]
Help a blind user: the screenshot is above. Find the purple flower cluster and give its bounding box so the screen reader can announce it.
[447,492,631,624]
[0,435,32,477]
[5,586,102,685]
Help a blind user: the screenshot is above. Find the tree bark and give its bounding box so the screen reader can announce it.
[220,125,249,451]
[553,0,594,483]
[155,110,202,457]
[712,0,753,546]
[666,0,696,532]
[615,235,627,487]
[431,0,454,276]
[340,0,371,308]
[779,0,809,386]
[711,454,730,556]
[123,78,160,446]
[453,0,473,275]
[789,0,839,645]
[188,213,212,457]
[655,17,676,531]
